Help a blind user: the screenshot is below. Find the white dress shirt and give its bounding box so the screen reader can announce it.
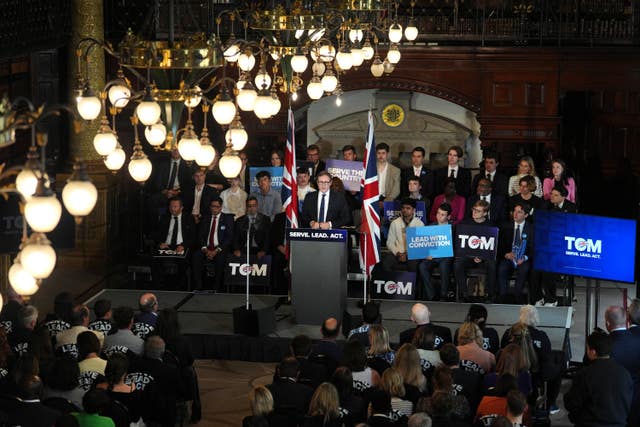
[165,213,184,246]
[192,185,204,215]
[316,191,330,223]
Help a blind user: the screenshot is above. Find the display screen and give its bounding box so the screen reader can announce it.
[533,210,636,283]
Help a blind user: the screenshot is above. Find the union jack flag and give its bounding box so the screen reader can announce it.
[281,107,298,256]
[359,110,381,276]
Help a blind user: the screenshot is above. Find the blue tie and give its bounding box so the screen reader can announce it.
[319,193,326,223]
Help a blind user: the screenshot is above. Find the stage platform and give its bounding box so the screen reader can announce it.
[85,289,572,363]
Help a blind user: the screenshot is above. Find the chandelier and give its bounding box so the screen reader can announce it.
[0,96,98,296]
[74,0,418,180]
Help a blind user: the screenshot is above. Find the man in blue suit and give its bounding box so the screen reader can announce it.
[192,196,235,291]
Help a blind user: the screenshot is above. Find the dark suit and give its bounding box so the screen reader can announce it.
[310,160,326,181]
[182,184,219,219]
[300,190,351,228]
[398,323,452,349]
[270,212,289,294]
[400,166,435,199]
[153,213,196,290]
[497,221,534,301]
[8,401,60,427]
[467,193,506,223]
[267,378,314,424]
[550,200,577,213]
[472,171,509,198]
[434,167,472,198]
[153,158,193,193]
[192,213,235,290]
[233,213,271,254]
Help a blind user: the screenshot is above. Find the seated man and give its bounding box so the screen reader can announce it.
[399,303,452,348]
[88,299,112,335]
[497,203,534,303]
[56,305,104,354]
[267,356,314,423]
[152,196,196,290]
[8,305,37,355]
[192,196,235,292]
[549,186,577,213]
[233,196,270,259]
[104,306,144,357]
[183,168,218,225]
[134,293,158,329]
[309,317,343,366]
[250,170,282,221]
[453,200,497,302]
[347,302,381,347]
[467,177,506,223]
[419,202,454,301]
[382,198,424,273]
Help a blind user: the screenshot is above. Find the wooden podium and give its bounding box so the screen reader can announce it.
[288,228,348,325]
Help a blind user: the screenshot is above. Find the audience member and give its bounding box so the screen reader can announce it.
[103,306,144,356]
[192,196,235,291]
[419,390,467,427]
[342,145,357,161]
[505,390,526,426]
[394,343,428,395]
[183,168,217,224]
[399,303,452,349]
[43,291,74,338]
[332,176,360,218]
[456,322,495,374]
[297,167,317,205]
[412,327,442,373]
[367,390,396,427]
[300,171,352,229]
[307,144,326,180]
[42,355,85,410]
[564,330,632,427]
[429,178,465,225]
[507,156,542,198]
[376,143,401,203]
[77,330,107,376]
[341,340,380,391]
[368,325,395,375]
[268,356,314,423]
[542,159,576,203]
[233,196,271,259]
[483,344,532,397]
[8,375,61,427]
[467,177,506,223]
[548,186,576,213]
[88,299,112,335]
[405,177,430,209]
[311,318,343,366]
[302,382,343,427]
[30,326,55,380]
[291,335,328,389]
[238,150,251,192]
[454,305,500,354]
[331,367,366,426]
[0,287,25,335]
[474,374,523,424]
[382,198,424,273]
[497,203,534,303]
[73,389,115,427]
[453,200,496,302]
[629,298,640,337]
[270,149,284,167]
[408,412,432,427]
[133,292,158,338]
[401,147,434,200]
[95,354,142,423]
[508,175,545,218]
[251,170,282,221]
[153,147,193,203]
[472,150,509,198]
[439,344,483,415]
[419,202,454,301]
[9,304,37,355]
[220,176,248,219]
[419,366,470,422]
[56,305,104,354]
[243,385,275,427]
[155,308,194,370]
[381,367,414,417]
[0,328,12,379]
[434,145,471,198]
[348,302,381,347]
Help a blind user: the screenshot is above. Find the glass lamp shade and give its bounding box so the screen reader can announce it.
[383,59,395,74]
[104,146,126,170]
[93,131,117,156]
[195,144,216,167]
[290,54,309,73]
[8,261,38,296]
[306,78,324,100]
[321,74,338,93]
[350,48,365,68]
[211,99,237,125]
[62,180,98,217]
[254,92,274,119]
[16,168,39,200]
[254,72,272,90]
[236,78,247,90]
[128,156,153,182]
[318,44,336,62]
[312,61,326,76]
[108,84,131,108]
[336,51,353,70]
[371,58,384,77]
[184,86,202,108]
[270,94,282,116]
[388,23,403,43]
[387,46,401,64]
[238,52,256,71]
[237,87,257,111]
[25,195,62,233]
[219,152,243,178]
[20,234,56,279]
[405,24,419,41]
[226,127,248,151]
[362,41,374,60]
[136,101,162,126]
[144,123,167,146]
[178,134,201,161]
[224,43,241,62]
[349,29,364,43]
[77,95,102,120]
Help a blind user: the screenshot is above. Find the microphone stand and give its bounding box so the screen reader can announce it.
[245,219,252,310]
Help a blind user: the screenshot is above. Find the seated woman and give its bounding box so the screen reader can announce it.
[417,366,470,422]
[429,178,465,224]
[483,343,532,397]
[380,367,414,417]
[340,340,379,392]
[456,322,495,374]
[331,367,366,426]
[94,354,142,423]
[542,159,576,203]
[508,175,545,218]
[393,343,428,398]
[77,331,106,376]
[412,326,442,374]
[367,325,395,376]
[508,156,543,198]
[242,385,275,427]
[301,382,343,427]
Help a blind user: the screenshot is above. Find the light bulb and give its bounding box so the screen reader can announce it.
[184,86,202,108]
[387,45,401,64]
[224,43,240,62]
[405,23,419,41]
[211,98,237,125]
[237,87,257,112]
[291,92,298,101]
[350,48,365,68]
[349,29,364,43]
[362,41,374,60]
[321,74,338,93]
[226,127,248,151]
[136,101,162,126]
[219,152,243,178]
[77,95,101,120]
[62,180,97,217]
[309,28,325,42]
[254,71,272,90]
[144,123,167,146]
[336,50,353,70]
[383,59,395,74]
[306,77,324,100]
[16,168,39,200]
[25,194,62,233]
[312,61,326,76]
[318,44,336,62]
[93,131,117,156]
[336,96,342,107]
[371,57,384,78]
[104,146,126,170]
[291,54,309,73]
[8,260,38,296]
[254,91,274,119]
[128,156,153,182]
[195,144,216,167]
[388,23,403,43]
[238,51,256,71]
[108,84,130,108]
[178,134,201,161]
[270,93,282,116]
[20,234,56,279]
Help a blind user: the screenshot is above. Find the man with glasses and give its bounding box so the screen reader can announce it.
[300,171,351,229]
[466,177,506,223]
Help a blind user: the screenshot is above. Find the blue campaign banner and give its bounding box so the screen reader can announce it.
[406,225,454,260]
[533,210,636,283]
[249,167,283,193]
[383,201,427,223]
[325,159,363,192]
[454,224,499,260]
[287,228,348,242]
[371,270,417,301]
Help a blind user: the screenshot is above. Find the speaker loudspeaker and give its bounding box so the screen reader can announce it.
[232,305,276,336]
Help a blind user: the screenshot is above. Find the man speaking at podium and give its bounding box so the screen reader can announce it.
[300,171,351,229]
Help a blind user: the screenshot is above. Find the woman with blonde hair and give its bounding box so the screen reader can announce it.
[456,321,495,374]
[393,343,427,394]
[302,382,342,427]
[483,343,532,397]
[508,155,543,197]
[242,385,274,427]
[367,324,395,375]
[380,367,413,417]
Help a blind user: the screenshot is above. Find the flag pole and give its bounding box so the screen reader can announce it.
[362,230,367,304]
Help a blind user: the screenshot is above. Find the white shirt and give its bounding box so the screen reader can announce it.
[481,194,492,204]
[486,170,495,181]
[165,213,184,246]
[512,221,525,246]
[413,165,423,176]
[448,165,459,179]
[316,191,330,223]
[192,185,204,215]
[378,163,388,196]
[168,160,181,189]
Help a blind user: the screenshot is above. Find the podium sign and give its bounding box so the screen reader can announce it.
[288,228,348,324]
[225,254,272,287]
